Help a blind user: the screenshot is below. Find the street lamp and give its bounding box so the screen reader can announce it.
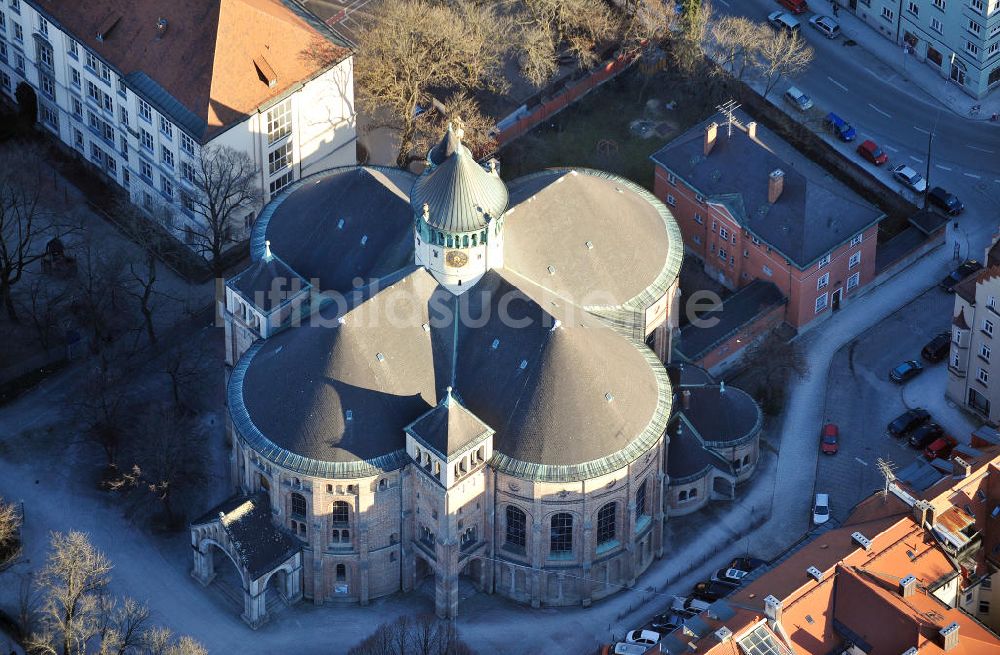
[922,53,954,210]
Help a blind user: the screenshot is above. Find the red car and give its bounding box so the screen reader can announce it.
[857,140,889,166]
[924,435,958,460]
[821,423,839,455]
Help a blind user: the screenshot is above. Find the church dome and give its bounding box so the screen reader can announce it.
[410,126,509,234]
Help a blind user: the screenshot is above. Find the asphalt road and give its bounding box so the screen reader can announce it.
[819,286,979,523]
[716,0,1000,178]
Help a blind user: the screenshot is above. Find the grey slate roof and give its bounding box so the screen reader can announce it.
[405,389,493,460]
[191,493,299,581]
[410,138,509,234]
[666,418,731,484]
[232,266,670,480]
[678,384,761,448]
[505,169,681,309]
[650,114,885,269]
[251,165,417,293]
[676,280,786,362]
[227,253,310,312]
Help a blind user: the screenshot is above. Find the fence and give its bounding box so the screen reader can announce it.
[494,51,640,147]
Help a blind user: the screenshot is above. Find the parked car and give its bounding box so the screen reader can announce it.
[601,643,649,655]
[809,14,840,38]
[889,360,924,383]
[625,630,661,647]
[824,112,856,141]
[692,580,737,602]
[711,567,748,586]
[925,435,958,460]
[768,10,801,35]
[921,332,952,362]
[784,86,814,111]
[670,596,711,616]
[820,423,839,455]
[651,612,686,632]
[727,557,766,573]
[940,259,983,292]
[887,408,930,438]
[891,164,927,193]
[927,187,965,216]
[908,422,945,449]
[813,493,830,525]
[856,139,889,166]
[777,0,808,14]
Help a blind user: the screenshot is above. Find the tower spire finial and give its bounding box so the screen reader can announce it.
[422,202,430,221]
[264,240,273,261]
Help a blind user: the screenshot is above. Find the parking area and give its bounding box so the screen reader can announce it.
[817,284,979,523]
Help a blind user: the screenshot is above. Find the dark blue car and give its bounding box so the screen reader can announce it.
[824,112,856,142]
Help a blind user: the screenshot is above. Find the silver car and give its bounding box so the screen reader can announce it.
[809,15,840,38]
[813,493,830,525]
[891,164,928,193]
[784,86,814,111]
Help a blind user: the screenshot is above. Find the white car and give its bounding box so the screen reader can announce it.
[768,10,801,35]
[809,15,841,38]
[813,493,830,525]
[711,567,748,586]
[891,164,928,193]
[783,86,814,111]
[625,630,662,647]
[608,643,649,655]
[670,595,711,616]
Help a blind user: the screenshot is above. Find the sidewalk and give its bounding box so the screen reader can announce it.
[833,4,1000,119]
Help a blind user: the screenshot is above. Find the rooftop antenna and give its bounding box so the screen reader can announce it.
[876,457,897,497]
[715,99,741,138]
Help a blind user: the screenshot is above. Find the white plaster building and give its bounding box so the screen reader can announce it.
[837,0,1000,98]
[0,0,356,248]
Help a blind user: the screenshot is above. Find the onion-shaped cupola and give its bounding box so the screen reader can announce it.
[412,123,509,294]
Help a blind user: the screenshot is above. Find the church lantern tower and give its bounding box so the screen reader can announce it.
[411,124,508,294]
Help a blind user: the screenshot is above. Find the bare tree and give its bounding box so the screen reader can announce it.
[141,628,208,655]
[617,0,679,56]
[95,595,151,655]
[114,406,209,529]
[27,531,113,655]
[70,240,129,355]
[755,30,814,98]
[0,144,49,322]
[508,0,620,86]
[712,16,762,81]
[349,614,475,655]
[355,0,509,167]
[742,331,807,415]
[161,340,209,410]
[0,495,21,567]
[76,359,134,469]
[185,145,261,274]
[411,93,498,161]
[669,0,713,77]
[22,278,70,352]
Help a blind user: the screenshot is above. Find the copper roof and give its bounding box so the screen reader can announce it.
[953,309,970,330]
[34,0,350,140]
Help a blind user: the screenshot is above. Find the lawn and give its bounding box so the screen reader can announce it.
[498,66,729,190]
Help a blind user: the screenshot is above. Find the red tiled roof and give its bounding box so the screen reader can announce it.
[36,0,350,140]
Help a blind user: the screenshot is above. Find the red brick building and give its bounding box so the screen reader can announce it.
[650,116,884,366]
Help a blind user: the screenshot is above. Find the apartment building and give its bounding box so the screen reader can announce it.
[0,0,356,248]
[650,115,884,366]
[948,256,1000,423]
[838,0,1000,98]
[652,446,1000,654]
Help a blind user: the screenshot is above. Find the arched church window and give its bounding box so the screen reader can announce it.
[689,488,698,499]
[472,234,477,247]
[505,506,526,552]
[379,479,387,491]
[463,235,469,248]
[481,230,487,243]
[336,564,346,582]
[291,492,306,517]
[678,490,688,502]
[596,503,616,545]
[259,474,270,491]
[447,235,453,247]
[550,513,573,554]
[635,480,648,518]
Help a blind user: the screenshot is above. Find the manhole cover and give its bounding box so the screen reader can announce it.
[844,39,857,47]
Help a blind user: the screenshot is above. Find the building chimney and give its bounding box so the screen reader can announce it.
[914,499,934,527]
[682,389,691,410]
[940,622,960,651]
[747,121,758,140]
[768,169,785,204]
[714,627,733,643]
[704,122,719,156]
[851,531,872,551]
[899,574,917,598]
[953,456,971,479]
[764,595,782,623]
